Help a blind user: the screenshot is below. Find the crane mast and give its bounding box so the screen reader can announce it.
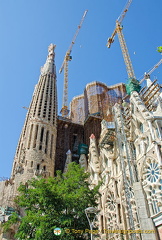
[59,10,88,117]
[107,0,135,79]
[116,22,135,79]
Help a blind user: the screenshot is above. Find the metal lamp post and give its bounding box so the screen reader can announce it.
[85,207,97,240]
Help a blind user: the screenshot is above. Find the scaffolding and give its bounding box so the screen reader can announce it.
[69,82,127,124]
[99,121,115,148]
[139,79,161,112]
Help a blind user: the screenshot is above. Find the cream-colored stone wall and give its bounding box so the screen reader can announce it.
[87,81,162,240]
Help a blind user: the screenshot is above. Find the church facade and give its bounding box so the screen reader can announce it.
[87,82,162,239]
[0,44,162,240]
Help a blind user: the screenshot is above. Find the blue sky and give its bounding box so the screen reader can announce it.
[0,0,162,178]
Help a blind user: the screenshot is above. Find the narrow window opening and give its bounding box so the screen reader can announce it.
[34,80,43,117]
[45,131,49,154]
[38,80,46,117]
[115,181,119,197]
[37,164,40,170]
[28,124,33,149]
[138,144,141,154]
[132,144,136,158]
[16,142,21,155]
[101,215,104,234]
[104,156,108,166]
[43,165,46,171]
[118,204,122,223]
[50,135,53,158]
[33,125,38,148]
[31,161,33,167]
[39,127,44,150]
[139,122,144,133]
[14,162,17,173]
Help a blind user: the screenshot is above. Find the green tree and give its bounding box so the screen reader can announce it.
[157,46,162,53]
[4,162,100,240]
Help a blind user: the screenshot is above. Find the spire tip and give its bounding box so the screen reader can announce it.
[48,44,56,54]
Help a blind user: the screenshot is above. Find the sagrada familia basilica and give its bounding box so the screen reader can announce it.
[0,44,162,240]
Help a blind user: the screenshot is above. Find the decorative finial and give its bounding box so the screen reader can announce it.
[48,44,56,54]
[66,149,71,155]
[90,134,96,139]
[41,44,56,75]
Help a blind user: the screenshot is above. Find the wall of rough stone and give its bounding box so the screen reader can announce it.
[0,181,15,208]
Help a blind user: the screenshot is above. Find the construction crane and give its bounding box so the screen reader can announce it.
[107,0,135,79]
[59,10,88,117]
[139,58,162,84]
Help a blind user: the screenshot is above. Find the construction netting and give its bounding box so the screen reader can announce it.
[78,143,89,155]
[126,78,141,95]
[69,81,127,124]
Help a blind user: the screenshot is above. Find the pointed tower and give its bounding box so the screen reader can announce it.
[11,44,57,186]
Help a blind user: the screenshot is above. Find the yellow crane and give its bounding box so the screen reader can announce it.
[107,0,135,79]
[59,10,88,117]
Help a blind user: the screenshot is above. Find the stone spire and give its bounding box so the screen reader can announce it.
[11,44,58,190]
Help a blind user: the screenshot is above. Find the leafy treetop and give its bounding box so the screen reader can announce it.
[4,162,100,240]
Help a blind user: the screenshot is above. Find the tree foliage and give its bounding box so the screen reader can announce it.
[4,162,100,240]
